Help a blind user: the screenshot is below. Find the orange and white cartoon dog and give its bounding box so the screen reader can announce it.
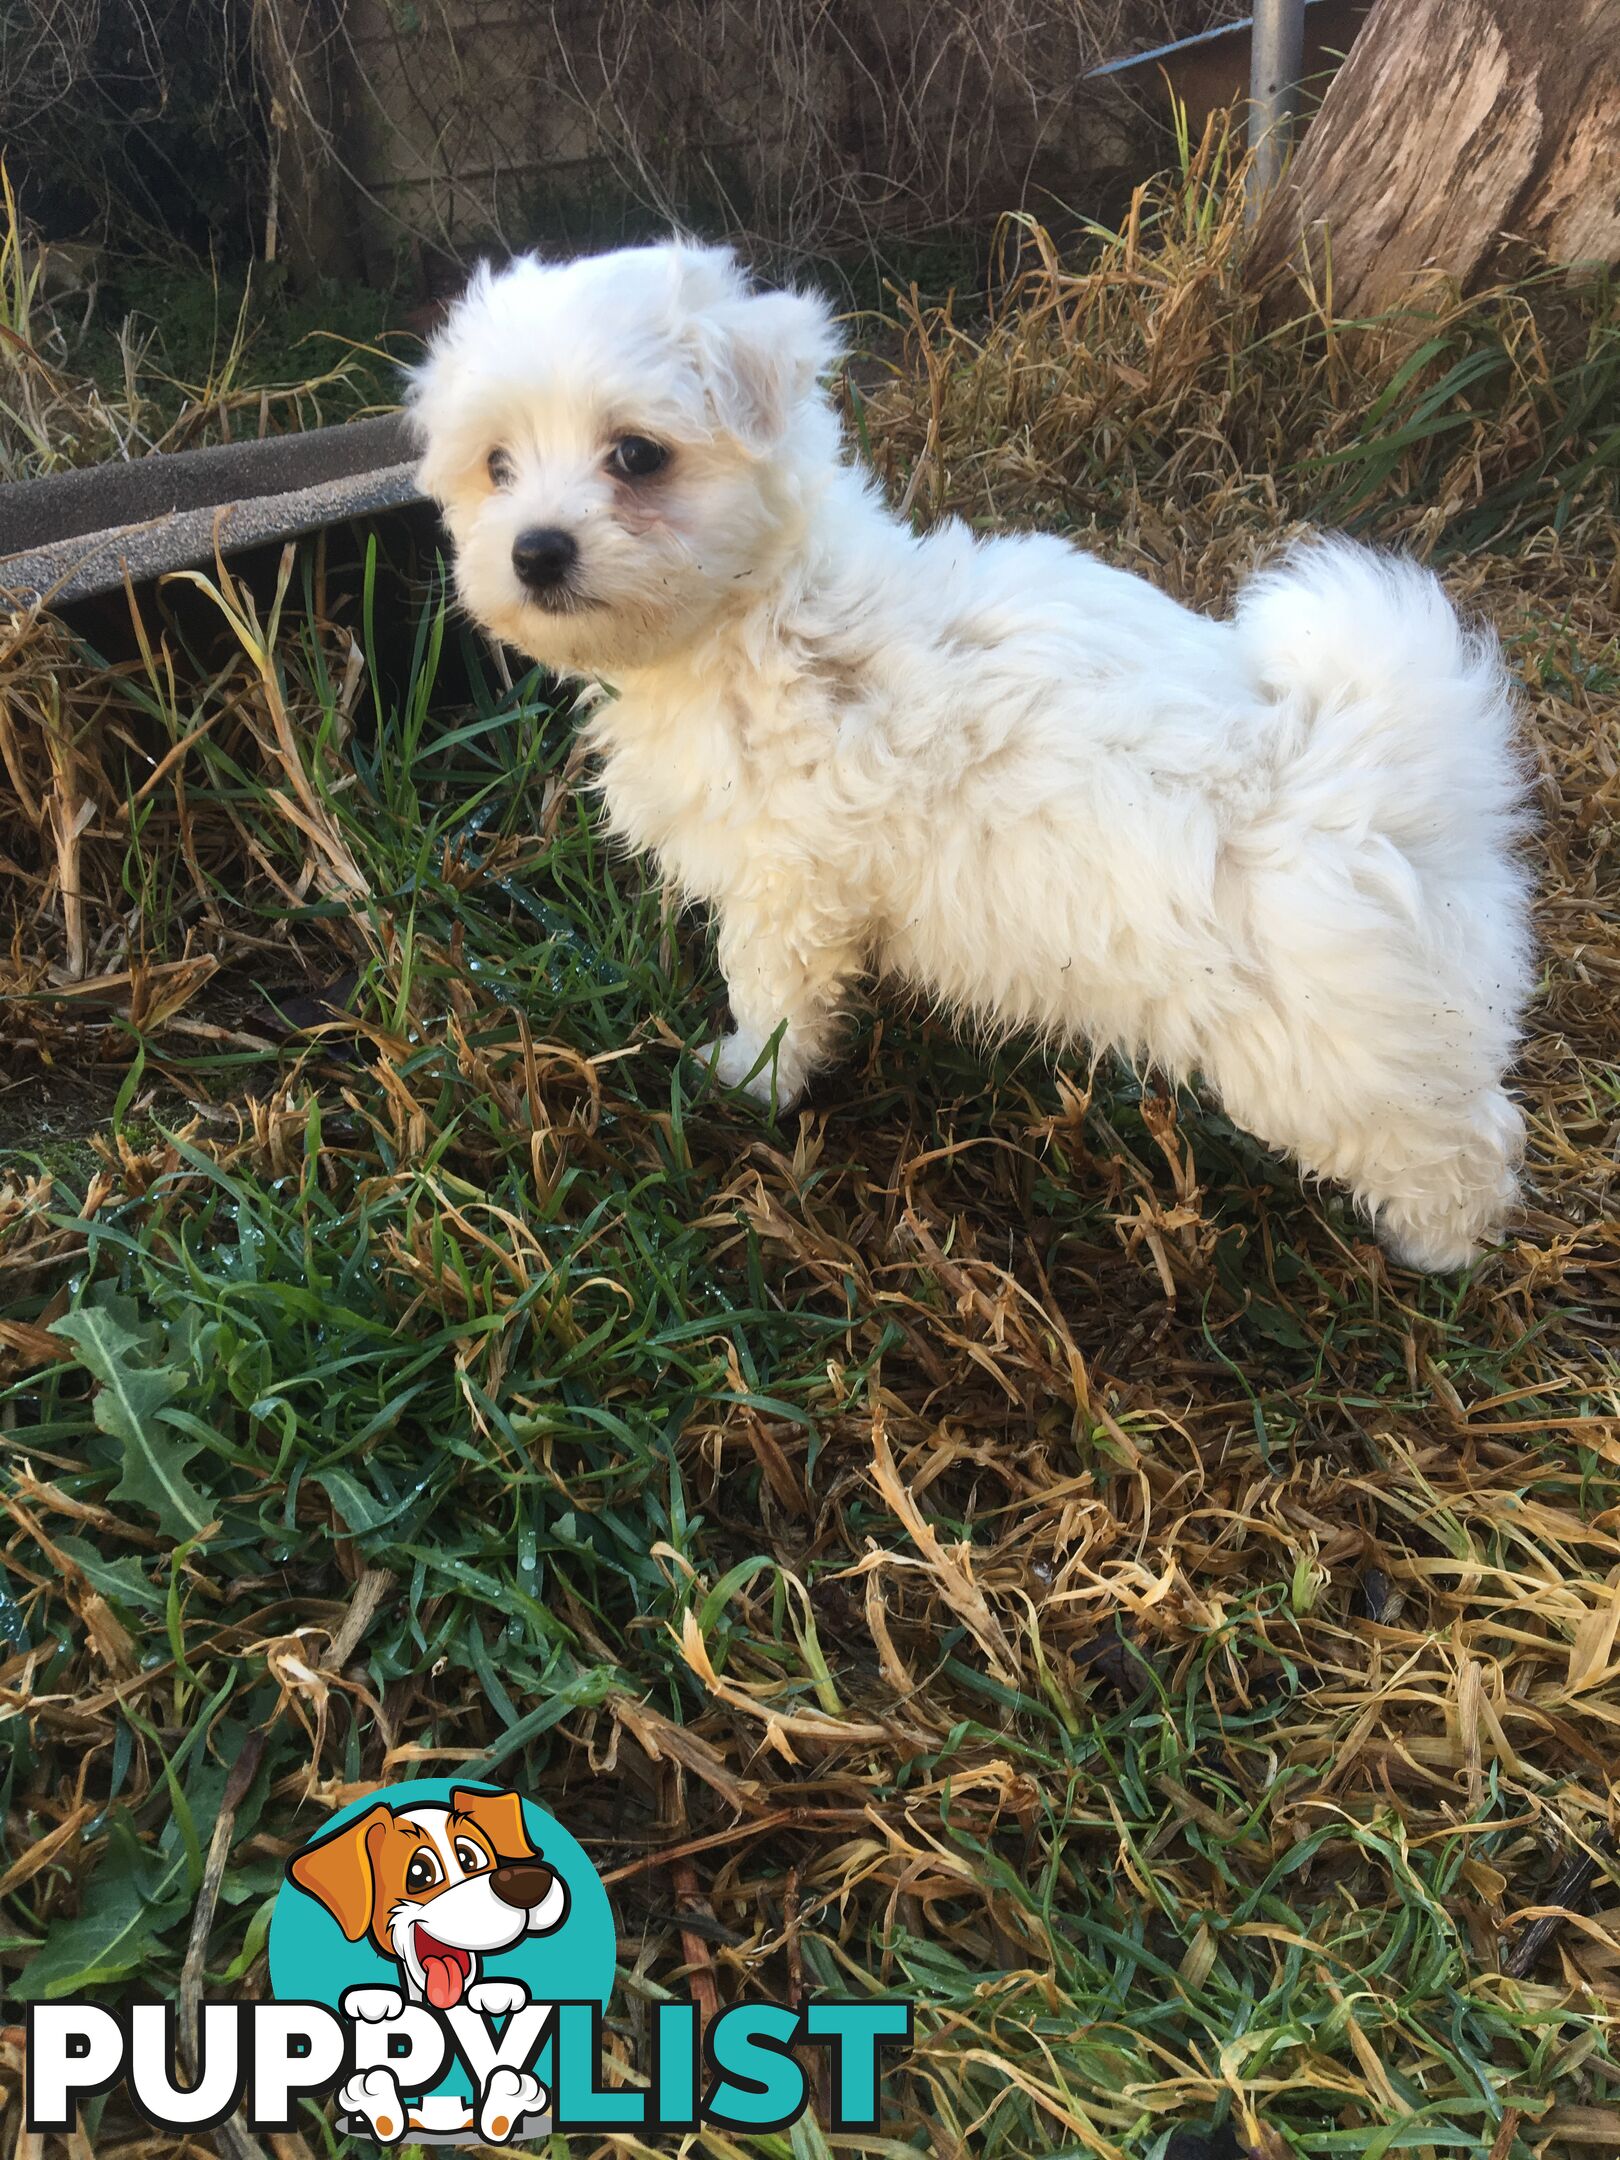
[288,1786,569,2143]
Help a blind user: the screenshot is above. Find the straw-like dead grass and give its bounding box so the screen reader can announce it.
[0,164,392,483]
[2,128,1619,2160]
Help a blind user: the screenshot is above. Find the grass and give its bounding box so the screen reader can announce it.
[0,163,405,482]
[3,123,1620,2159]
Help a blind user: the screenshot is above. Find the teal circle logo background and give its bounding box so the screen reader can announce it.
[267,1777,616,2016]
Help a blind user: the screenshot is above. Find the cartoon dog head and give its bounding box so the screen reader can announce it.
[288,1787,570,2009]
[408,242,843,678]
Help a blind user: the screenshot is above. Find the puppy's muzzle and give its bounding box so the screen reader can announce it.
[512,527,578,597]
[490,1859,554,1908]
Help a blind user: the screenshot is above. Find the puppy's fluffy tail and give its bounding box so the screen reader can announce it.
[1225,537,1535,1267]
[1233,536,1532,876]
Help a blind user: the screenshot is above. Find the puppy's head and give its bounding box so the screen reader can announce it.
[288,1787,569,2009]
[409,242,841,675]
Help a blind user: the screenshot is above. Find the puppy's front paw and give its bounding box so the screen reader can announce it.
[340,1985,405,2024]
[467,1977,530,2018]
[480,2065,548,2142]
[696,1031,799,1107]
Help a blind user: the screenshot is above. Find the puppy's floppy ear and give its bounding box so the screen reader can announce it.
[287,1803,392,1940]
[450,1785,536,1861]
[675,252,841,451]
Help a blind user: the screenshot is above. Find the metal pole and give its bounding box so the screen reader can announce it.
[1247,0,1307,211]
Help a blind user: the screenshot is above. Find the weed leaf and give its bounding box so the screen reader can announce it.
[54,1290,212,1540]
[13,1814,189,1999]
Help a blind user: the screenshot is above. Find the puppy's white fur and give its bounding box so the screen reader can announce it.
[411,242,1533,1272]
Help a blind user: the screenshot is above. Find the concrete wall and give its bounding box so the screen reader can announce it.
[335,0,1149,272]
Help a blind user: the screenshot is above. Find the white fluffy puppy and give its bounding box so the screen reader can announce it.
[410,242,1533,1272]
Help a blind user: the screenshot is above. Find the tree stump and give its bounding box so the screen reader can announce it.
[1249,0,1620,313]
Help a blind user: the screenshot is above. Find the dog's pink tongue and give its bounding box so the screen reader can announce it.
[423,1954,464,2010]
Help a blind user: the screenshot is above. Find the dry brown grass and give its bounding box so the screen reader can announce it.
[0,163,393,482]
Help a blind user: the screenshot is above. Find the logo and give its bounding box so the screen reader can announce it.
[269,1779,614,2142]
[27,1777,913,2144]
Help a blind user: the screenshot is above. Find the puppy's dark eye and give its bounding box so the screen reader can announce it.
[405,1850,442,1894]
[609,435,668,480]
[487,448,515,488]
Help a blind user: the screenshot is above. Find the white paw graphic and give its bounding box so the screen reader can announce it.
[479,2065,547,2143]
[467,1977,530,2018]
[339,2067,406,2142]
[340,1985,405,2024]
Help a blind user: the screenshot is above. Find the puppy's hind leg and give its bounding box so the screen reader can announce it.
[1354,1087,1524,1273]
[339,2068,408,2144]
[1209,1019,1523,1274]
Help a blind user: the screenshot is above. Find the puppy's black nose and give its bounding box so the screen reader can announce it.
[512,527,577,591]
[490,1860,553,1909]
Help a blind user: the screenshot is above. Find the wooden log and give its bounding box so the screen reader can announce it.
[1249,0,1620,313]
